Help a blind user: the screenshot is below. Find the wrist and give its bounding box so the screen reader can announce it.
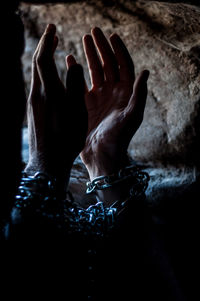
[26,151,72,177]
[86,164,149,205]
[25,154,72,199]
[95,180,133,205]
[85,156,134,204]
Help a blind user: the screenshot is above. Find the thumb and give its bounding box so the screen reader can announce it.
[66,64,85,102]
[66,54,89,93]
[65,54,77,69]
[66,64,88,131]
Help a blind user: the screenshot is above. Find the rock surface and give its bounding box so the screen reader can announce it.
[20,0,200,167]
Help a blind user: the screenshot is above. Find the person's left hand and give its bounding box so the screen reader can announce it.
[25,24,87,195]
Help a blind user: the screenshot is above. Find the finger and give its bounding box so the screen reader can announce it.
[66,54,77,69]
[66,64,88,151]
[66,54,89,92]
[30,55,41,98]
[36,24,56,63]
[66,64,85,103]
[66,64,88,127]
[39,24,56,57]
[30,34,43,98]
[29,25,58,104]
[125,70,149,123]
[52,35,59,54]
[36,24,60,88]
[91,27,120,83]
[83,34,104,88]
[110,33,135,83]
[32,30,58,94]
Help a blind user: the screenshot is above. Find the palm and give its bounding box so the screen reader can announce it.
[86,83,133,141]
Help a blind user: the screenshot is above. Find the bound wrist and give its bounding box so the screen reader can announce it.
[25,156,72,199]
[86,163,149,205]
[95,180,133,205]
[84,153,131,181]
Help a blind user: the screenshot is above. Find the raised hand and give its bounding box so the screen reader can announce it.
[67,27,149,182]
[25,24,87,197]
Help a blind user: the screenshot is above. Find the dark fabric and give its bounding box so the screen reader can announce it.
[1,186,199,300]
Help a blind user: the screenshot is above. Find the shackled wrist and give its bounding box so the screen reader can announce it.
[22,168,69,201]
[86,164,150,205]
[25,154,73,197]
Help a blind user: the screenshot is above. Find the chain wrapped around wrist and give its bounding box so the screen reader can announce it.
[86,164,150,196]
[12,166,150,239]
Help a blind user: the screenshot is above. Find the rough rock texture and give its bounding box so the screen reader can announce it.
[20,0,200,167]
[20,1,200,207]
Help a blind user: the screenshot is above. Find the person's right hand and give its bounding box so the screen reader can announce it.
[66,28,149,202]
[25,24,88,196]
[67,28,149,182]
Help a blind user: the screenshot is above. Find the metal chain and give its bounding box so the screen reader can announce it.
[13,169,149,301]
[14,170,149,239]
[86,164,149,194]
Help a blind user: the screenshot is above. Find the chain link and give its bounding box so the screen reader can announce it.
[86,164,149,194]
[14,169,149,239]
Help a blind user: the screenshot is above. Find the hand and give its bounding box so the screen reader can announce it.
[67,27,149,182]
[25,24,87,196]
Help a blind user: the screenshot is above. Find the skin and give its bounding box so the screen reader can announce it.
[26,24,149,203]
[66,27,149,202]
[25,24,88,198]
